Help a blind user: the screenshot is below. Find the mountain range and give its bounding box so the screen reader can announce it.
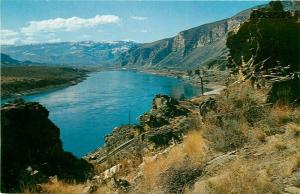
[118,8,253,70]
[1,2,298,69]
[118,1,299,69]
[0,53,34,65]
[1,41,138,66]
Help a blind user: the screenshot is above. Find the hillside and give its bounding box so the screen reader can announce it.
[118,8,254,69]
[36,2,299,193]
[1,41,138,66]
[1,53,36,66]
[1,53,22,65]
[119,1,299,70]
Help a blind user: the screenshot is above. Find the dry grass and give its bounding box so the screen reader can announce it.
[191,160,279,194]
[198,81,269,151]
[270,104,291,125]
[182,131,208,164]
[40,181,86,194]
[286,123,300,137]
[94,184,117,194]
[280,153,300,177]
[140,131,208,192]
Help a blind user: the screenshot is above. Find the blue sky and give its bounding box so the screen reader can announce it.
[1,1,266,45]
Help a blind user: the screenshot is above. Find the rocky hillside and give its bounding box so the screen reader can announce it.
[119,1,299,70]
[118,8,254,69]
[1,100,93,192]
[1,41,138,66]
[80,81,300,194]
[226,1,300,105]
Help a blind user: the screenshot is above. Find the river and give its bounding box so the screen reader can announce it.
[3,71,202,156]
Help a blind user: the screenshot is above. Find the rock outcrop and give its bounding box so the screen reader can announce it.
[1,100,93,192]
[226,1,300,105]
[140,94,189,129]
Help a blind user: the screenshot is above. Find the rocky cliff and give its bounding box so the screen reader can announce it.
[1,100,93,192]
[119,2,298,70]
[118,8,254,69]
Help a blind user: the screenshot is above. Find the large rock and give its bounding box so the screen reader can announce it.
[1,100,93,192]
[140,95,189,128]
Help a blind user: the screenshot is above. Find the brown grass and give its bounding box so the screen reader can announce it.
[191,160,279,194]
[270,104,291,125]
[280,153,300,177]
[286,123,300,137]
[140,131,208,192]
[40,181,86,194]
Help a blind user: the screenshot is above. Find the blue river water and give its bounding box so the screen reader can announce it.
[3,71,202,157]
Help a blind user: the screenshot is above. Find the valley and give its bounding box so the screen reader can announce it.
[1,1,300,193]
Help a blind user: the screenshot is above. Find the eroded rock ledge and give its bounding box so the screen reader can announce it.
[1,100,93,192]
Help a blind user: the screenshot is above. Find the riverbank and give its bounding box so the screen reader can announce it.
[140,68,228,96]
[81,79,300,194]
[1,66,89,99]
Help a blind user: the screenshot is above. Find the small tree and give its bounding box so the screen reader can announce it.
[194,69,205,96]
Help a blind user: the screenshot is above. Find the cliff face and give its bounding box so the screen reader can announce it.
[1,100,93,192]
[119,9,253,69]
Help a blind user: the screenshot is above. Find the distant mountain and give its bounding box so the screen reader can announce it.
[119,1,299,70]
[118,9,257,70]
[1,41,138,66]
[1,53,21,65]
[1,53,35,65]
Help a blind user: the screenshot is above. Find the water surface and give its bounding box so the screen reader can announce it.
[4,71,202,156]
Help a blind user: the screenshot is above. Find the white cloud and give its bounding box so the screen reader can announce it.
[0,28,63,45]
[0,29,20,45]
[21,15,120,34]
[97,29,103,33]
[141,29,148,33]
[131,16,148,20]
[0,29,19,37]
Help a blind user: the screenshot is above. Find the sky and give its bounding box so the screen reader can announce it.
[0,0,267,45]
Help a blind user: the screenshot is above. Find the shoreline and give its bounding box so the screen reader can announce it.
[1,76,88,102]
[2,68,226,103]
[140,68,226,96]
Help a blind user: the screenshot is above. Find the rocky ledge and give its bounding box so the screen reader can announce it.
[1,99,93,192]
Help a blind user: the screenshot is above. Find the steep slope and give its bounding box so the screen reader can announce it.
[1,41,138,66]
[118,9,254,69]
